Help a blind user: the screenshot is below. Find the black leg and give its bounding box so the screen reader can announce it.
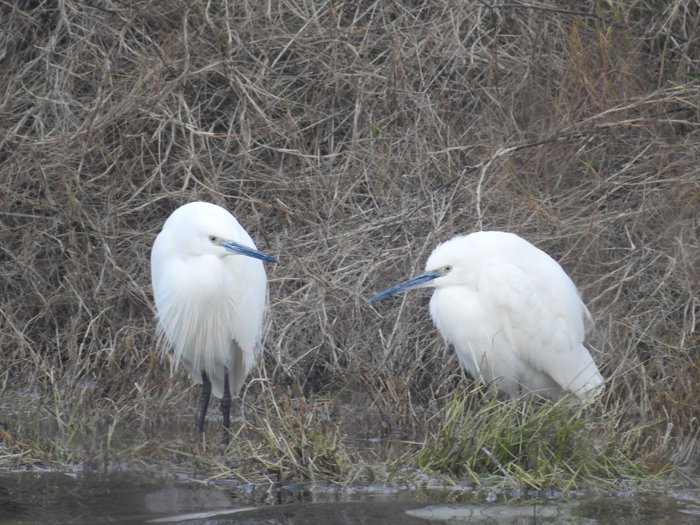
[196,371,211,432]
[221,367,231,433]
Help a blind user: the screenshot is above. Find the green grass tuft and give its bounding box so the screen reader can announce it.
[417,387,661,490]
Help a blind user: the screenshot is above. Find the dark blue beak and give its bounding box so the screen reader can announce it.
[367,270,441,304]
[220,240,277,263]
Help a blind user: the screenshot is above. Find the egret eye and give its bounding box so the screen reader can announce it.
[444,265,453,273]
[209,235,218,244]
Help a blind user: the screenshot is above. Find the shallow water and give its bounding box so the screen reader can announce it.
[1,472,699,524]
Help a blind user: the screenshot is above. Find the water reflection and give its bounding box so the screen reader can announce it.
[0,472,252,524]
[0,472,698,524]
[406,502,577,523]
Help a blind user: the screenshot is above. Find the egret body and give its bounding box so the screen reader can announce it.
[369,232,603,400]
[151,202,276,432]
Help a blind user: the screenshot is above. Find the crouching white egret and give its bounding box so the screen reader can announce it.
[368,231,603,401]
[151,201,276,433]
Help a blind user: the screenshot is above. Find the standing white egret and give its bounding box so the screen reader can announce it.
[368,231,603,401]
[151,201,276,432]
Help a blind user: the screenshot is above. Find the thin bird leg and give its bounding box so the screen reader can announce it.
[196,371,212,432]
[221,367,231,432]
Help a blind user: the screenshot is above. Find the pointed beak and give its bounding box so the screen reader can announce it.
[367,270,441,304]
[220,240,277,263]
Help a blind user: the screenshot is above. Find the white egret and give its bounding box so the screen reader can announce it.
[369,231,603,401]
[151,201,276,432]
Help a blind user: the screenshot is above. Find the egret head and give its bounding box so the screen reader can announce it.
[160,202,277,263]
[368,236,468,303]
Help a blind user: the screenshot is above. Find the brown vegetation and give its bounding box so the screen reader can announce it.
[0,0,698,484]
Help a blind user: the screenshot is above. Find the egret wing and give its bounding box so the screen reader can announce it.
[481,260,601,397]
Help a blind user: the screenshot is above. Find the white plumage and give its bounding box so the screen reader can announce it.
[369,231,603,401]
[151,201,275,431]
